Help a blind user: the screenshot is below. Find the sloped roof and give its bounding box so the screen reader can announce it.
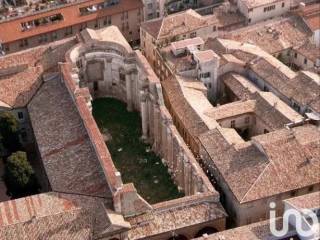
[141,9,211,40]
[199,125,320,203]
[0,192,112,239]
[28,77,112,198]
[0,47,45,108]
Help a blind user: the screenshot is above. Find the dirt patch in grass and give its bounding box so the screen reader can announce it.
[92,98,184,204]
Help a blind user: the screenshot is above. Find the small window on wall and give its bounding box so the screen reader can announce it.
[304,58,308,65]
[231,120,236,128]
[264,129,269,134]
[190,32,196,38]
[18,112,24,119]
[93,81,98,91]
[282,2,285,7]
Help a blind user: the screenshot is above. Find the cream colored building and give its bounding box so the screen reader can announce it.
[0,0,143,54]
[140,8,245,67]
[0,26,227,239]
[237,0,290,24]
[153,36,320,227]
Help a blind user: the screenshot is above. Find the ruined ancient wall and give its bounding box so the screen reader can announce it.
[67,41,215,197]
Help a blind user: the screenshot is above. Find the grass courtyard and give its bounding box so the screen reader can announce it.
[92,98,184,204]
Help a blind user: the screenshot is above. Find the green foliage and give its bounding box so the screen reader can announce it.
[4,151,39,198]
[0,112,21,153]
[92,98,184,204]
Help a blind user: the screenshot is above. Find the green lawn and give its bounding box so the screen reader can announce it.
[92,98,184,204]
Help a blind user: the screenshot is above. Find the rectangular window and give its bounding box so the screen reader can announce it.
[282,2,285,7]
[200,72,211,78]
[18,112,23,119]
[21,13,63,31]
[93,81,98,91]
[231,120,236,128]
[190,32,197,38]
[104,16,111,26]
[263,5,275,12]
[294,53,298,58]
[19,39,28,48]
[304,58,308,64]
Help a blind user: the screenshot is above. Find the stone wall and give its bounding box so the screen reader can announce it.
[67,41,215,197]
[62,31,226,239]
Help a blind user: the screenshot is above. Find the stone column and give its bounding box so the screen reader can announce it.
[172,136,179,171]
[177,150,185,192]
[104,58,112,93]
[184,159,191,195]
[195,177,203,194]
[153,105,160,152]
[148,96,154,142]
[126,73,133,111]
[161,117,168,159]
[167,128,173,171]
[140,93,148,140]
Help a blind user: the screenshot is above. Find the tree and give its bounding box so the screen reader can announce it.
[0,112,21,153]
[4,151,39,198]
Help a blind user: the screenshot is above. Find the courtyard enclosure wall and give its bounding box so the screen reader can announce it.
[60,28,226,239]
[66,37,214,197]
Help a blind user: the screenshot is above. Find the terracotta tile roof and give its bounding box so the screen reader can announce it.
[224,16,311,54]
[285,191,320,210]
[296,41,320,63]
[0,38,75,108]
[141,8,244,40]
[199,128,269,203]
[0,0,143,43]
[195,218,297,240]
[0,67,43,108]
[140,18,162,39]
[222,73,259,99]
[28,77,112,197]
[248,56,320,112]
[206,100,256,120]
[199,124,320,203]
[162,75,210,138]
[0,47,47,108]
[298,3,320,31]
[194,50,219,63]
[127,193,226,239]
[0,192,111,239]
[214,73,303,128]
[141,9,214,40]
